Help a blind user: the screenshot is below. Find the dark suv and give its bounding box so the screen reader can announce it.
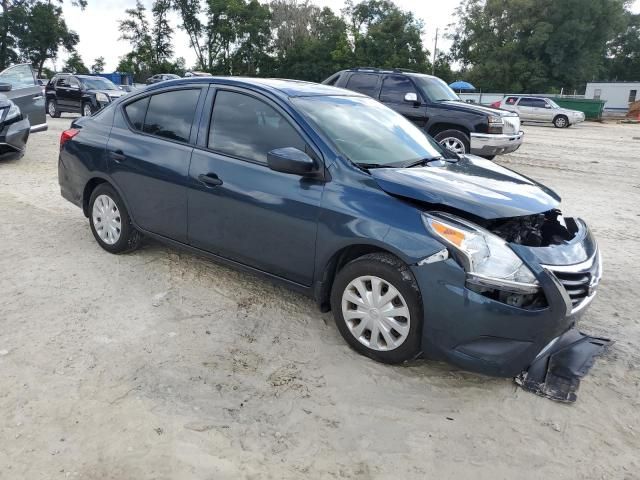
[46,74,127,117]
[323,68,523,158]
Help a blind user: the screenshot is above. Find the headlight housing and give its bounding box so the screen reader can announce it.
[95,92,109,103]
[3,100,21,122]
[423,213,539,294]
[487,114,504,134]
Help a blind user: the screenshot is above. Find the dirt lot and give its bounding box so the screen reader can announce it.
[1,116,639,479]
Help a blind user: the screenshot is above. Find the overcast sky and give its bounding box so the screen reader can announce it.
[57,0,640,73]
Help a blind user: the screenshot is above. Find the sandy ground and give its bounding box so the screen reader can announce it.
[0,116,639,480]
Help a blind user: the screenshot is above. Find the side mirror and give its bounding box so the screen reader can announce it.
[0,82,12,92]
[267,147,315,175]
[545,104,552,109]
[404,92,419,104]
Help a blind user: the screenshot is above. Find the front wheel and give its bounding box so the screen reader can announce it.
[89,183,141,254]
[553,115,568,128]
[433,129,470,155]
[330,253,423,364]
[82,102,93,117]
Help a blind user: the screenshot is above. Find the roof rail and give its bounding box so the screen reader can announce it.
[393,68,416,73]
[349,66,418,74]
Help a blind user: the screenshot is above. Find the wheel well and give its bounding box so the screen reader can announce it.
[82,178,107,216]
[428,123,469,137]
[554,114,568,121]
[315,244,398,312]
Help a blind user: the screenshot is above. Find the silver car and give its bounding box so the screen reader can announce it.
[497,96,585,128]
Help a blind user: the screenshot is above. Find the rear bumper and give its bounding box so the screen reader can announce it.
[0,117,30,160]
[412,219,601,377]
[470,131,524,156]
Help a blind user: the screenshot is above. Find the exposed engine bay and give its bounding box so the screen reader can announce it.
[486,209,577,247]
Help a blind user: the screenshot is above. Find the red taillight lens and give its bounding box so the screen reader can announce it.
[60,128,80,150]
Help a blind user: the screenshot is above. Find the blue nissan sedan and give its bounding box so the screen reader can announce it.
[58,77,603,387]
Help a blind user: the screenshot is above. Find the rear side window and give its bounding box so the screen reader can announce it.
[380,75,418,103]
[505,96,518,104]
[208,90,306,164]
[142,89,200,143]
[346,73,379,97]
[124,97,150,131]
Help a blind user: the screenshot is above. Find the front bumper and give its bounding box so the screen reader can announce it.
[0,117,30,161]
[470,131,524,156]
[412,219,601,377]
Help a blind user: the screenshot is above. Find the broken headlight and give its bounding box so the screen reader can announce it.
[423,213,539,294]
[2,100,21,123]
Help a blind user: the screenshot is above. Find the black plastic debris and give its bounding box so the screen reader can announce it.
[515,329,613,403]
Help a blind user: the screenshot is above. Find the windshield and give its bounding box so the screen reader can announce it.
[292,95,445,166]
[548,99,560,108]
[411,76,459,102]
[81,77,119,90]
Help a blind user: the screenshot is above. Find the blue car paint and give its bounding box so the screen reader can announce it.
[58,77,600,377]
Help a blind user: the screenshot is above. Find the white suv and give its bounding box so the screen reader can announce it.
[495,96,585,128]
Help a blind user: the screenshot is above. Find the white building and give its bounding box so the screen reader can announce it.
[585,82,640,112]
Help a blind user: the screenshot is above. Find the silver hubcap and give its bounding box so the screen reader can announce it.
[440,137,466,154]
[92,194,122,245]
[48,101,55,116]
[556,117,566,127]
[83,104,92,116]
[341,275,411,351]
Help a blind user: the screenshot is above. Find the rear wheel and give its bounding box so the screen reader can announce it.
[89,184,141,254]
[553,115,568,128]
[330,253,423,364]
[434,129,470,155]
[47,99,60,118]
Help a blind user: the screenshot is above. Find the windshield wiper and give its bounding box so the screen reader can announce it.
[354,162,396,169]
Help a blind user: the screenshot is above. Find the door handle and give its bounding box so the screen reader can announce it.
[198,173,223,187]
[32,95,43,100]
[110,150,126,162]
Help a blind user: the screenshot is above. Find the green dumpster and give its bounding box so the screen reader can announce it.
[550,98,606,120]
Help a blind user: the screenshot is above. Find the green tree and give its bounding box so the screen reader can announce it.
[0,0,86,70]
[151,0,174,65]
[63,50,89,74]
[91,56,105,73]
[606,12,640,81]
[451,0,628,92]
[344,0,430,71]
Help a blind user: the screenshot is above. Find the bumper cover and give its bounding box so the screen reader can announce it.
[470,131,524,156]
[515,329,612,402]
[412,218,602,378]
[0,117,30,160]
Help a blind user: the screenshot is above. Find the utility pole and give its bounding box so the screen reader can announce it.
[431,27,438,75]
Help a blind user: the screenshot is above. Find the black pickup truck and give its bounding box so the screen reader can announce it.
[323,68,523,158]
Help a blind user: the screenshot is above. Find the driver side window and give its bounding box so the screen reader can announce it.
[380,76,419,104]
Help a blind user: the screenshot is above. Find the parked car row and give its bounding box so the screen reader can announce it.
[491,96,586,128]
[57,75,603,392]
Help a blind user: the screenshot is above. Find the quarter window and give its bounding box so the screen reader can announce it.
[208,90,306,164]
[629,90,637,103]
[345,73,379,97]
[124,97,150,131]
[380,76,418,104]
[142,89,200,143]
[505,96,518,104]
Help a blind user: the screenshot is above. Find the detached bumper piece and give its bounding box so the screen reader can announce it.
[515,329,612,403]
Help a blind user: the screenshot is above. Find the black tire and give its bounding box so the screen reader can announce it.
[553,115,569,128]
[481,155,496,160]
[47,99,60,118]
[82,102,93,117]
[88,183,141,254]
[433,129,470,154]
[330,253,423,364]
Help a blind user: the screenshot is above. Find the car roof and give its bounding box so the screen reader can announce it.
[145,76,365,99]
[340,68,440,81]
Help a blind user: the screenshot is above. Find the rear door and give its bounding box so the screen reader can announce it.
[67,76,83,111]
[344,73,381,99]
[0,63,46,130]
[379,75,427,128]
[515,97,539,121]
[107,86,205,243]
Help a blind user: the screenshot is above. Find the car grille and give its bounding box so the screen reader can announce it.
[546,252,601,313]
[503,115,521,135]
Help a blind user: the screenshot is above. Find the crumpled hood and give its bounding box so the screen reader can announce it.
[370,155,561,219]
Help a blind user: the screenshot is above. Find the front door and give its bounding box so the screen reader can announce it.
[0,64,46,129]
[66,76,83,111]
[187,88,323,286]
[107,87,204,243]
[379,75,428,128]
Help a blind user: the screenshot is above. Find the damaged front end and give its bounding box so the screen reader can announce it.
[414,208,610,401]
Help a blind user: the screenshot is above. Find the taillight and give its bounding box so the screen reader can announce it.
[60,128,80,150]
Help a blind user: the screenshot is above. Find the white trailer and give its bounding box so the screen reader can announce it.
[584,82,640,112]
